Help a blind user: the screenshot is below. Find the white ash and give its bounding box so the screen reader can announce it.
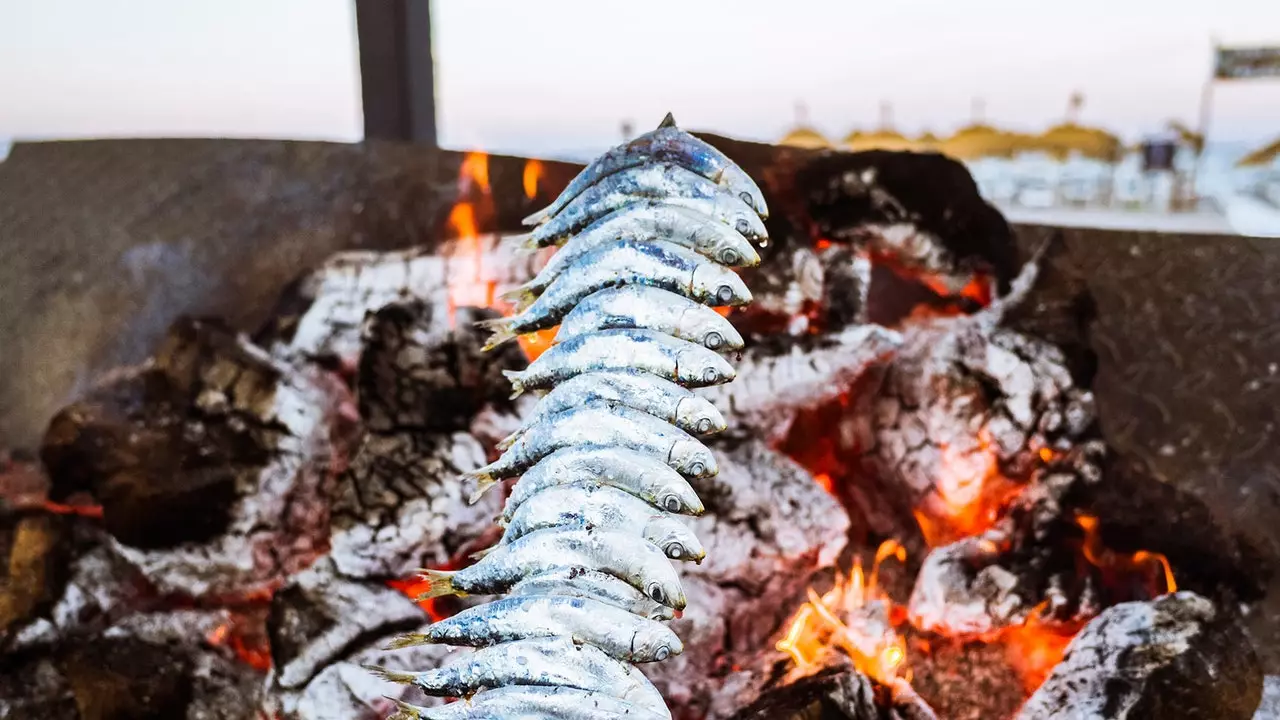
[697,324,902,442]
[265,235,541,365]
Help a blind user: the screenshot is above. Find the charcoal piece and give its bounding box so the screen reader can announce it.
[356,301,527,433]
[267,557,425,689]
[40,318,349,596]
[260,236,542,366]
[731,658,938,720]
[640,437,850,718]
[0,514,69,644]
[62,637,195,720]
[1016,592,1263,720]
[697,324,901,442]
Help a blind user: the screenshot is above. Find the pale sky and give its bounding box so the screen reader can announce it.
[1,0,1278,158]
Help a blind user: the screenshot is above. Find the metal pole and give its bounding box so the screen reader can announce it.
[1190,41,1218,206]
[355,0,438,144]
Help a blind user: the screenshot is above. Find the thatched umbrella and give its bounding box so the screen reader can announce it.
[936,124,1029,161]
[1030,123,1124,162]
[779,125,832,149]
[843,128,923,152]
[1237,135,1280,168]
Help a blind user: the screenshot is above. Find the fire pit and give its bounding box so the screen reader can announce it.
[0,134,1273,720]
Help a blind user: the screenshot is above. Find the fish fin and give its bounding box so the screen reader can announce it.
[502,369,527,399]
[494,430,521,451]
[658,112,678,129]
[469,545,496,561]
[464,467,499,504]
[499,285,537,311]
[521,208,551,227]
[476,318,516,351]
[412,568,462,600]
[365,665,418,685]
[384,633,432,651]
[385,698,425,720]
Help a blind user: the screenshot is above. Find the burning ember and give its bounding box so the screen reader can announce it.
[776,540,909,686]
[998,604,1084,693]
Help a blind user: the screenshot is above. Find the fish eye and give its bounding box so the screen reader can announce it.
[739,191,754,208]
[704,331,723,350]
[735,218,751,235]
[696,417,713,434]
[655,645,671,661]
[666,542,686,559]
[662,494,683,512]
[716,285,735,304]
[688,461,705,477]
[718,248,740,265]
[647,582,666,604]
[702,366,720,383]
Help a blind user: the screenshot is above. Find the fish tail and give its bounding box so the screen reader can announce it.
[499,285,538,312]
[469,545,497,561]
[494,430,521,451]
[476,318,516,351]
[413,568,462,600]
[464,467,499,504]
[384,632,432,650]
[385,698,426,720]
[365,665,418,686]
[502,369,527,399]
[521,208,551,227]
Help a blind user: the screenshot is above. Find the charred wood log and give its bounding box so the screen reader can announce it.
[730,656,937,720]
[40,318,351,596]
[1016,592,1263,720]
[328,301,524,579]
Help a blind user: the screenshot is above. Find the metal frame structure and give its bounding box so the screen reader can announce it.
[355,0,437,145]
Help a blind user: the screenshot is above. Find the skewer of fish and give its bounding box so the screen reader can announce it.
[371,114,765,720]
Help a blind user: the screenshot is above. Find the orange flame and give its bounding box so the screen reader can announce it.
[999,603,1081,692]
[776,540,908,685]
[1076,514,1177,594]
[523,159,544,200]
[514,327,558,362]
[458,152,490,194]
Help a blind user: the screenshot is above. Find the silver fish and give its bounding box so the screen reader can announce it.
[507,568,674,621]
[482,240,751,346]
[524,113,769,226]
[487,446,703,517]
[368,637,667,711]
[523,162,768,247]
[554,285,744,351]
[465,401,716,483]
[414,527,686,609]
[386,684,670,720]
[509,204,760,304]
[490,482,705,562]
[386,595,682,663]
[467,424,711,506]
[501,329,735,396]
[498,370,725,450]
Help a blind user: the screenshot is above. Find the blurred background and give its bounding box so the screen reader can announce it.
[2,0,1278,235]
